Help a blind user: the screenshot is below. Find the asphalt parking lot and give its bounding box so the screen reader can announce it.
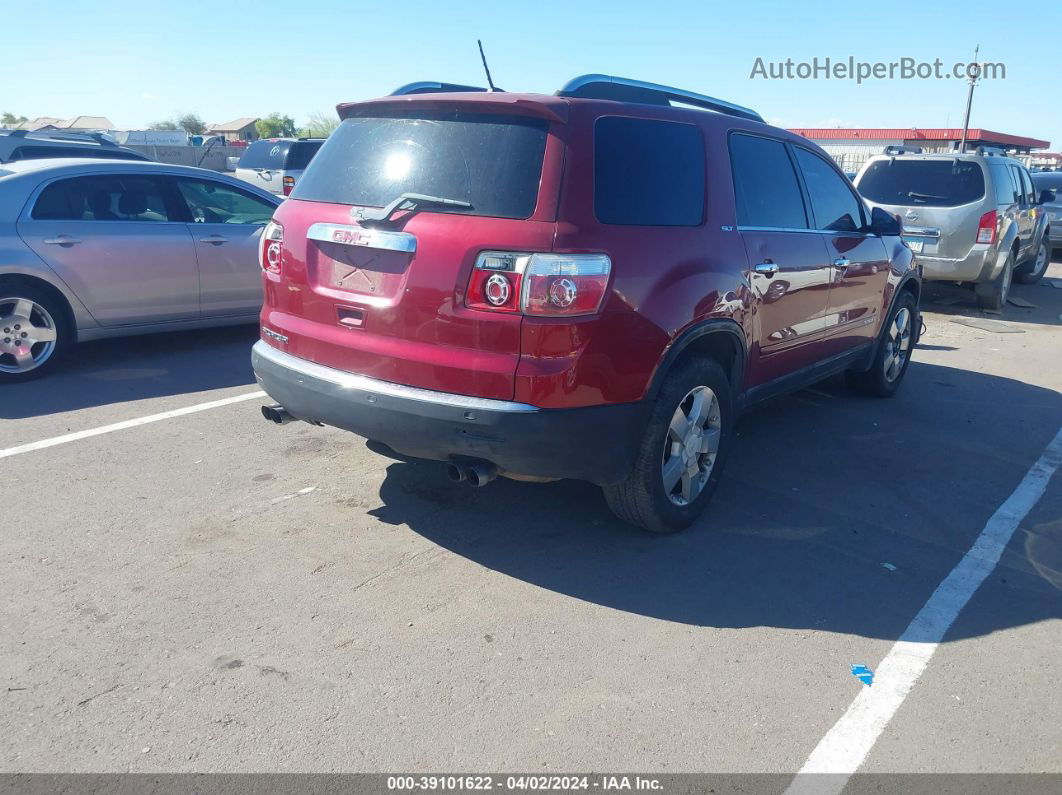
[3,262,1061,777]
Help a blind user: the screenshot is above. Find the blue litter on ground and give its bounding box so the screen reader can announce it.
[851,664,874,686]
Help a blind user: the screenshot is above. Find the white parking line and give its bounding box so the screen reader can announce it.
[786,424,1062,795]
[0,391,266,460]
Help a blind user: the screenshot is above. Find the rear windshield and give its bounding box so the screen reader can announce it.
[1032,172,1062,192]
[237,140,321,171]
[858,159,985,207]
[291,111,549,219]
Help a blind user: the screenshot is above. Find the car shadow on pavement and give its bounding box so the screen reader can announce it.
[921,258,1062,327]
[2,324,259,419]
[373,361,1062,642]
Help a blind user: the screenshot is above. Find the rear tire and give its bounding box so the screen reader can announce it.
[0,284,70,383]
[975,251,1013,310]
[846,291,918,398]
[1014,240,1050,285]
[604,358,733,534]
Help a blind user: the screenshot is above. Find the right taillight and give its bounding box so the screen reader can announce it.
[282,176,295,196]
[465,252,611,317]
[261,221,283,274]
[976,210,997,244]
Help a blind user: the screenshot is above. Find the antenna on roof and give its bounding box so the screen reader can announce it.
[477,40,498,92]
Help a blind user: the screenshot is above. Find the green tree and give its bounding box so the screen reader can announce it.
[148,119,177,130]
[2,112,29,127]
[256,113,297,138]
[304,111,339,138]
[175,113,206,135]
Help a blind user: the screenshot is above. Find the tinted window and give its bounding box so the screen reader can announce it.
[794,148,863,232]
[729,134,807,229]
[237,140,293,170]
[175,178,275,225]
[1017,167,1035,204]
[857,159,985,207]
[594,117,705,226]
[286,141,322,170]
[292,112,548,220]
[32,175,171,221]
[10,146,146,162]
[988,162,1019,204]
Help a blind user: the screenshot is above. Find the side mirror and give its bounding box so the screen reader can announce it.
[1038,189,1056,205]
[870,206,902,236]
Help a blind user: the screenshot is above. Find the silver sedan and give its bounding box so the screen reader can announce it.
[0,158,281,381]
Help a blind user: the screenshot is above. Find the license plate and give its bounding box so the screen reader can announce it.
[903,238,924,253]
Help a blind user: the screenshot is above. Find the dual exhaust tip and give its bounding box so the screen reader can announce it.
[261,404,296,425]
[263,403,499,487]
[446,461,498,488]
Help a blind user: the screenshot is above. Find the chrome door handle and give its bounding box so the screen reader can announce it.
[753,261,779,277]
[199,235,229,244]
[43,236,82,246]
[833,257,851,269]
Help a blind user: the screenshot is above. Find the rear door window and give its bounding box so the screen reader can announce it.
[292,111,548,220]
[794,147,864,232]
[1017,167,1035,204]
[857,159,986,207]
[729,133,808,229]
[594,117,705,226]
[32,174,172,221]
[989,162,1019,204]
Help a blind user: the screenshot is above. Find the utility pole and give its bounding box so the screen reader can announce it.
[958,44,981,153]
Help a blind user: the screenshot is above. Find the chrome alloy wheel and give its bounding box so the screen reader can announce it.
[883,307,913,383]
[662,385,722,506]
[1032,242,1049,278]
[0,297,58,374]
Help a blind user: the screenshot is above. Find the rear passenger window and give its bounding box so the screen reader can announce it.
[31,175,171,222]
[729,134,807,229]
[989,163,1019,204]
[794,148,864,232]
[594,117,705,226]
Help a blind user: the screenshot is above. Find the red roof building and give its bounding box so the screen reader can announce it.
[786,128,1050,172]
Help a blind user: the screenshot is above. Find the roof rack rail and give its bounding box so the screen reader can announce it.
[391,81,501,96]
[556,74,763,122]
[883,145,923,155]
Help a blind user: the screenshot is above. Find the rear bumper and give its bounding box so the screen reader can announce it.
[918,246,1001,283]
[251,341,648,485]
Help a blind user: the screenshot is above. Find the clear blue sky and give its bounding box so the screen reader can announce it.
[5,0,1059,148]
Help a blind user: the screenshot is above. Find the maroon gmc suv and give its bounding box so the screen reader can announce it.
[252,75,920,533]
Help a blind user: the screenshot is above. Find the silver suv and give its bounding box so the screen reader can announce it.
[232,138,324,197]
[856,148,1052,309]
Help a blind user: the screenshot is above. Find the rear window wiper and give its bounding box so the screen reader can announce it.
[356,192,472,226]
[906,191,947,202]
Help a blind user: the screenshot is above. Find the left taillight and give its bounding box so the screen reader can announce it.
[465,252,612,317]
[282,176,295,196]
[261,221,283,274]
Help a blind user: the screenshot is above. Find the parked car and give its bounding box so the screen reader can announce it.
[233,138,325,197]
[0,129,150,164]
[1031,171,1062,253]
[251,75,920,534]
[0,158,281,381]
[855,148,1052,307]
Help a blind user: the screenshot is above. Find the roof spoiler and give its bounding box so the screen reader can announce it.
[391,81,502,96]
